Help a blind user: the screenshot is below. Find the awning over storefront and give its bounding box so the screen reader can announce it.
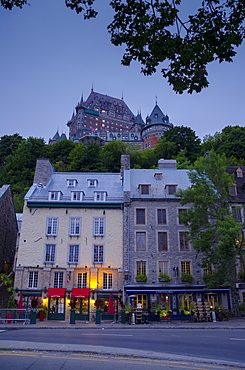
[71,288,90,298]
[126,288,230,294]
[47,288,66,298]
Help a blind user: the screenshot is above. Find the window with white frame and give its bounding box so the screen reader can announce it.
[28,271,38,288]
[46,217,58,236]
[93,244,104,263]
[88,179,98,187]
[93,217,105,236]
[69,217,81,236]
[71,191,83,201]
[44,244,56,263]
[48,191,62,201]
[158,261,169,276]
[77,272,87,288]
[67,179,77,187]
[94,192,106,202]
[103,272,112,289]
[68,244,79,264]
[54,272,63,288]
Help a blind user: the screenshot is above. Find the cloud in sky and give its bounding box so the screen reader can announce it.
[0,0,244,143]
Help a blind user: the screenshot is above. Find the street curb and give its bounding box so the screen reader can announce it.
[0,340,245,368]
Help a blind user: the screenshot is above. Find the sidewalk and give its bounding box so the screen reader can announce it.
[1,317,245,330]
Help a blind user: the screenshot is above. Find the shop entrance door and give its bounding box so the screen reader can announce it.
[74,298,89,321]
[48,297,65,320]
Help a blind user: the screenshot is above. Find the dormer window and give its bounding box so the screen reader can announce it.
[94,191,107,202]
[67,179,77,187]
[49,191,62,201]
[139,184,150,195]
[155,173,162,180]
[88,179,98,187]
[236,168,243,178]
[71,191,83,201]
[166,185,177,195]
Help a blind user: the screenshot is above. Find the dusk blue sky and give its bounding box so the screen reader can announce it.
[0,0,244,143]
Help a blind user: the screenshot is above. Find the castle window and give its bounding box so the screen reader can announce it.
[87,179,98,187]
[155,173,162,180]
[166,185,177,195]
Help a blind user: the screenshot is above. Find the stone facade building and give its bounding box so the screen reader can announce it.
[0,185,17,274]
[122,155,231,317]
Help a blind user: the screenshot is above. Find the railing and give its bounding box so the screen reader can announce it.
[0,309,31,324]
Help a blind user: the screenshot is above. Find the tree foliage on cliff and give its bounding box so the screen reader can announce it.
[2,0,245,93]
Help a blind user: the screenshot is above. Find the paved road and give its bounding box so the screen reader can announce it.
[0,328,245,367]
[0,350,243,370]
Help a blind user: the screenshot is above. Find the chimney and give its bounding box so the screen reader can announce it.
[33,159,54,186]
[121,154,130,177]
[158,159,177,169]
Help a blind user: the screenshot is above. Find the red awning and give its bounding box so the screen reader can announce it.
[47,288,66,298]
[71,288,90,298]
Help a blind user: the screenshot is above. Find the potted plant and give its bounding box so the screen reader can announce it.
[136,274,147,282]
[158,273,171,282]
[181,273,194,283]
[38,305,47,321]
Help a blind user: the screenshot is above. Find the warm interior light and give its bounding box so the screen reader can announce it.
[91,299,95,305]
[42,298,48,305]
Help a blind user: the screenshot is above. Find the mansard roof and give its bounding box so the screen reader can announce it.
[26,168,123,207]
[124,165,191,198]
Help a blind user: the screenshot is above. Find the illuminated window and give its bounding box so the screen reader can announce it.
[103,273,112,289]
[181,261,191,275]
[136,261,146,275]
[77,272,87,288]
[158,261,169,276]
